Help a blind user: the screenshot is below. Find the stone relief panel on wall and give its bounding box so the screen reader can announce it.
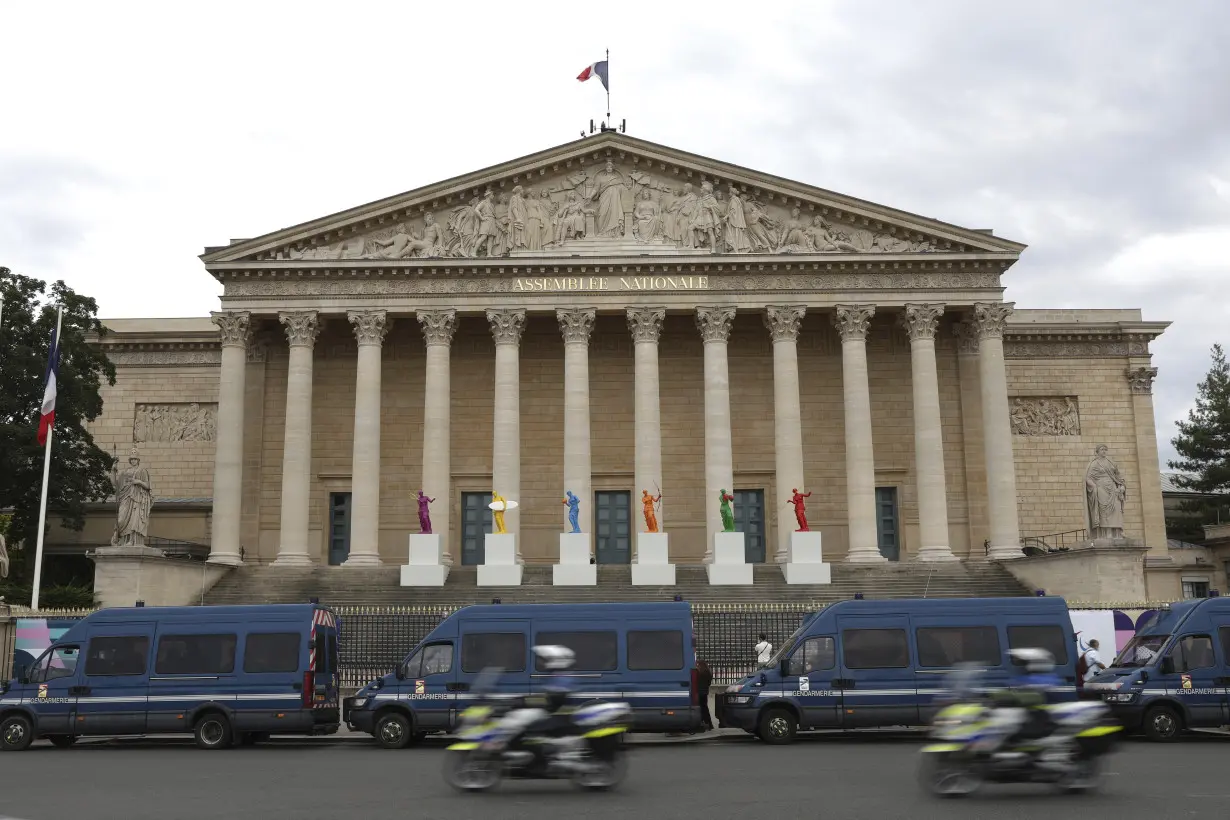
[1010,397,1081,436]
[133,403,218,443]
[276,160,944,261]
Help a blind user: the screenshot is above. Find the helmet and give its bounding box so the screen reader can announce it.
[533,644,575,671]
[1010,647,1055,674]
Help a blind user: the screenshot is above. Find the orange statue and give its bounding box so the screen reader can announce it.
[642,489,661,533]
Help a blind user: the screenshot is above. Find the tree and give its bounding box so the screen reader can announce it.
[1168,344,1230,538]
[0,268,116,600]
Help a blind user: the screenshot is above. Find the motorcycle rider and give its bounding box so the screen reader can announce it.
[503,645,580,768]
[982,647,1063,759]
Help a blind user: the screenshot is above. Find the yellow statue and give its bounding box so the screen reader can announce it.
[491,492,507,535]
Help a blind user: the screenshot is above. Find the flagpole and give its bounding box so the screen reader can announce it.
[30,304,63,611]
[605,48,611,122]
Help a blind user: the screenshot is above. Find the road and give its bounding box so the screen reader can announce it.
[1,733,1227,820]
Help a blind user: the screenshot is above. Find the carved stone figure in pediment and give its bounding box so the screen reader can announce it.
[523,187,552,251]
[744,197,778,251]
[691,181,723,251]
[552,193,592,244]
[591,159,633,237]
[777,207,810,252]
[506,186,528,251]
[633,188,665,243]
[724,186,751,253]
[664,182,697,247]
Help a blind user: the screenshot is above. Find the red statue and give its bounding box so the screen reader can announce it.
[788,488,812,532]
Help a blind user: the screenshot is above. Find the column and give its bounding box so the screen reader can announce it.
[833,305,884,563]
[208,311,251,565]
[418,309,457,565]
[902,304,956,561]
[953,321,989,556]
[628,307,666,543]
[274,311,320,566]
[1127,366,1167,553]
[765,305,807,564]
[972,302,1022,560]
[488,308,526,551]
[696,306,737,558]
[558,308,596,538]
[344,310,389,566]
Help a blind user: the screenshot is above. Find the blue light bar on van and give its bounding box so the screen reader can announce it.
[854,593,864,600]
[310,597,319,604]
[135,600,145,608]
[1210,590,1221,598]
[674,595,683,602]
[492,598,501,604]
[1035,589,1046,597]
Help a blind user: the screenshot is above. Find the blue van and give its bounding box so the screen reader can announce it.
[718,596,1078,744]
[1085,597,1230,741]
[0,603,340,751]
[344,601,701,748]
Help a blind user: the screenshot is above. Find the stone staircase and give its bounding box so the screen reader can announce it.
[202,561,1034,607]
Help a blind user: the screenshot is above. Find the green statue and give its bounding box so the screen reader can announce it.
[719,489,735,532]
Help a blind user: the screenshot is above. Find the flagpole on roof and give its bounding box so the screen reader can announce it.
[30,303,63,611]
[606,48,610,123]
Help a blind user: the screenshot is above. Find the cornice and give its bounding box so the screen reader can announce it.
[99,341,222,367]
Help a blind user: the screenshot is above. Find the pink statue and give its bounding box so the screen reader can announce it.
[416,490,435,534]
[788,488,812,532]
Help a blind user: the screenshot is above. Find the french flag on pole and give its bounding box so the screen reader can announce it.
[37,322,61,446]
[576,60,609,91]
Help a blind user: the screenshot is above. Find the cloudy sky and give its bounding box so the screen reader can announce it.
[3,0,1227,467]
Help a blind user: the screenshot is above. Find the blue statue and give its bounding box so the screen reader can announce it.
[562,490,581,534]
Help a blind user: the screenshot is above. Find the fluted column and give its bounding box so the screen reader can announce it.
[834,305,885,563]
[766,305,807,564]
[696,306,737,559]
[344,310,388,566]
[274,311,320,566]
[488,308,526,553]
[973,302,1022,560]
[558,308,596,540]
[418,309,457,565]
[208,311,251,566]
[628,308,666,545]
[901,304,956,561]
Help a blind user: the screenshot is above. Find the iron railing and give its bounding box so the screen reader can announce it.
[1020,530,1088,554]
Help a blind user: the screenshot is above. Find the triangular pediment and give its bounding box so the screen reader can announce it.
[202,132,1025,266]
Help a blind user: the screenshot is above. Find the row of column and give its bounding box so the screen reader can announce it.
[206,302,1021,567]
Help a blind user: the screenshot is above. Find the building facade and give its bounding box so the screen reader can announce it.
[72,133,1179,597]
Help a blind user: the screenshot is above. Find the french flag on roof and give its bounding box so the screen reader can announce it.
[576,60,609,91]
[37,322,61,446]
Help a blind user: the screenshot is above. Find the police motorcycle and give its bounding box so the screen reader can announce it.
[443,646,632,793]
[918,649,1123,798]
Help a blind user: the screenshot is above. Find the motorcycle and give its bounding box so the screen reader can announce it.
[918,664,1123,798]
[443,667,631,793]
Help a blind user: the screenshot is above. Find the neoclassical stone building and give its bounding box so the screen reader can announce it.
[68,133,1181,599]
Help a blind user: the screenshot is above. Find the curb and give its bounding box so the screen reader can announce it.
[55,729,749,749]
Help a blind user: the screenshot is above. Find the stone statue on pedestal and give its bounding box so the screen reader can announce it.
[788,488,813,532]
[0,531,9,580]
[642,489,661,533]
[110,447,152,547]
[1085,445,1127,540]
[719,489,736,533]
[563,491,581,534]
[416,490,435,535]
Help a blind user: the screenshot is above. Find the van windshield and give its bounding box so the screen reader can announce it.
[765,626,806,669]
[1112,634,1169,668]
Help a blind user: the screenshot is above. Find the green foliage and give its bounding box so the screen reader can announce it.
[0,268,117,584]
[1168,344,1230,538]
[0,580,96,609]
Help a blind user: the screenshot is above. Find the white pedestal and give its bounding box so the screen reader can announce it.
[707,532,753,585]
[553,533,596,585]
[782,531,832,584]
[399,534,449,586]
[477,534,523,586]
[631,532,675,586]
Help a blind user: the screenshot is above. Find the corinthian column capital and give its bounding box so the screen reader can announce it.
[487,308,526,346]
[833,305,875,342]
[900,303,945,342]
[627,307,666,344]
[279,311,320,348]
[972,302,1014,341]
[211,311,251,348]
[557,308,597,345]
[696,306,736,343]
[416,309,457,347]
[348,310,389,347]
[765,305,807,343]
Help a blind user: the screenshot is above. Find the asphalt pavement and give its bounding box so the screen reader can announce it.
[1,733,1227,820]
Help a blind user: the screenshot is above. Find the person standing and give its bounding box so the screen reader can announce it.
[1083,639,1107,682]
[696,659,714,731]
[755,634,773,667]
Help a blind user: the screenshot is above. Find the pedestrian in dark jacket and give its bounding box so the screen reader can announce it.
[697,659,714,731]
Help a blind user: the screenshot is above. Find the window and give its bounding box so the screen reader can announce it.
[155,634,237,675]
[244,633,301,673]
[462,633,527,673]
[313,631,338,675]
[841,629,910,669]
[1182,579,1211,599]
[916,627,1002,668]
[406,643,454,678]
[84,636,150,677]
[29,646,79,683]
[535,631,618,672]
[784,637,836,676]
[1221,628,1230,665]
[627,630,685,671]
[1170,635,1216,673]
[733,489,766,563]
[1006,625,1069,665]
[461,492,494,566]
[875,487,900,561]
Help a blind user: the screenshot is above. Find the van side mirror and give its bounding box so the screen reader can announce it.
[1139,670,1148,683]
[394,664,405,681]
[1160,656,1175,675]
[780,660,790,678]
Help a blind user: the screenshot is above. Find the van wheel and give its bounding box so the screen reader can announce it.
[1143,705,1181,742]
[47,735,77,748]
[375,712,412,749]
[193,713,234,750]
[0,715,34,752]
[758,707,798,745]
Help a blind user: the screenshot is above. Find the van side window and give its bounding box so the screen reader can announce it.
[84,636,149,677]
[29,646,79,683]
[535,632,618,672]
[244,633,301,673]
[627,630,684,671]
[462,633,527,673]
[1006,625,1069,665]
[1171,635,1216,673]
[155,634,237,676]
[784,637,835,676]
[1220,627,1230,664]
[916,627,1001,668]
[841,629,909,669]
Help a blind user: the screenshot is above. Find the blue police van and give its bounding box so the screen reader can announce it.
[1085,596,1230,741]
[345,601,702,748]
[0,603,341,751]
[718,596,1078,744]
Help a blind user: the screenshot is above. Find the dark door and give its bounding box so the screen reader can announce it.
[875,487,900,562]
[784,635,841,729]
[734,489,766,563]
[77,624,155,735]
[400,641,457,730]
[24,644,82,735]
[461,492,493,566]
[1217,624,1230,723]
[328,492,352,566]
[1159,633,1223,728]
[595,491,631,564]
[835,615,918,728]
